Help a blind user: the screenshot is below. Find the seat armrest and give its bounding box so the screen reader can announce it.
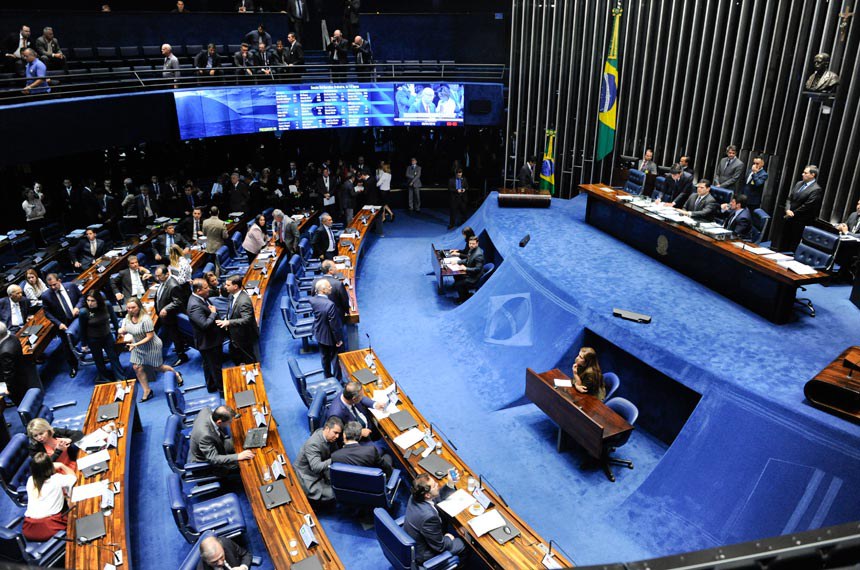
[251,556,262,566]
[4,515,23,529]
[385,469,402,494]
[181,384,208,394]
[184,462,213,474]
[189,482,222,497]
[50,400,77,410]
[394,515,406,527]
[424,552,458,570]
[51,530,67,540]
[303,367,326,379]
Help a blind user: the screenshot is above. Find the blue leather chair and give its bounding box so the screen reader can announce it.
[623,169,645,195]
[307,389,329,432]
[287,254,318,290]
[751,208,771,244]
[476,263,495,289]
[603,372,620,401]
[604,397,638,481]
[301,224,318,243]
[167,472,247,544]
[40,260,60,277]
[178,531,262,570]
[373,508,460,570]
[281,297,315,353]
[39,223,64,245]
[709,186,734,207]
[0,434,31,507]
[16,388,81,431]
[650,175,667,201]
[230,231,246,261]
[164,371,222,426]
[216,245,246,274]
[0,514,66,567]
[297,237,322,273]
[162,414,218,485]
[287,357,340,408]
[330,464,402,509]
[793,226,840,317]
[284,274,312,314]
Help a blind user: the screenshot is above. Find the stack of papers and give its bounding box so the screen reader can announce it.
[437,490,476,517]
[76,428,111,451]
[553,378,572,388]
[778,260,817,275]
[393,428,424,450]
[77,449,111,472]
[71,480,111,503]
[290,214,305,221]
[467,509,506,537]
[764,252,792,261]
[443,257,460,264]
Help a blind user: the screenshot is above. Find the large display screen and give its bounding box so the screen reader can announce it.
[174,82,466,140]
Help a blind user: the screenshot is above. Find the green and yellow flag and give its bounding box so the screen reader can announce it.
[596,2,623,161]
[539,129,556,195]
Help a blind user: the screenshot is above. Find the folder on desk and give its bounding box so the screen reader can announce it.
[75,512,107,543]
[96,402,120,421]
[259,480,291,510]
[291,554,324,570]
[488,515,521,544]
[418,454,455,479]
[234,389,257,409]
[352,367,378,385]
[244,280,260,289]
[22,324,42,337]
[389,410,418,431]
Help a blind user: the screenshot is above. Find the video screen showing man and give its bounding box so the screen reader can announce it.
[394,83,464,124]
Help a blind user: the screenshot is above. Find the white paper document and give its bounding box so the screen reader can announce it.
[443,257,460,264]
[764,252,792,261]
[778,260,817,275]
[323,196,335,206]
[393,428,424,450]
[71,480,111,503]
[77,449,111,471]
[553,378,573,388]
[76,428,111,451]
[437,489,476,517]
[467,509,506,537]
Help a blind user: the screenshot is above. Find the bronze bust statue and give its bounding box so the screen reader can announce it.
[805,52,840,92]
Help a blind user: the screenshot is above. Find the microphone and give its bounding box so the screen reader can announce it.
[365,332,371,353]
[477,473,508,507]
[429,421,457,450]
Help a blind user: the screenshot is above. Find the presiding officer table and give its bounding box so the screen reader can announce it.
[66,380,142,568]
[578,184,829,323]
[339,349,573,569]
[223,364,344,570]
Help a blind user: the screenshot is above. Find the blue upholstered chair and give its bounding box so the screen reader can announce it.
[603,372,620,401]
[164,371,222,426]
[793,226,840,317]
[330,464,402,509]
[373,508,460,570]
[709,186,734,207]
[177,531,261,570]
[16,388,81,431]
[604,397,638,481]
[162,414,218,485]
[0,514,66,567]
[623,169,645,195]
[476,263,495,288]
[307,389,329,432]
[287,254,318,290]
[281,297,316,353]
[298,237,322,272]
[284,274,312,315]
[650,175,667,201]
[216,245,246,274]
[287,357,340,408]
[39,223,64,245]
[167,472,247,544]
[0,434,31,507]
[751,208,771,244]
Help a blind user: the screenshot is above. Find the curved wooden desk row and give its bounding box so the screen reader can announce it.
[804,346,860,424]
[66,380,142,569]
[337,207,381,326]
[224,364,344,570]
[338,349,574,570]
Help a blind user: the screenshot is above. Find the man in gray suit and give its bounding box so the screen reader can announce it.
[713,144,745,191]
[203,205,229,272]
[678,179,720,222]
[406,158,422,212]
[294,416,343,501]
[837,199,860,236]
[33,27,65,71]
[272,209,300,254]
[636,148,657,175]
[162,43,180,81]
[189,406,254,477]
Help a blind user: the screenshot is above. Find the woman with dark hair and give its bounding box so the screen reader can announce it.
[80,291,128,383]
[242,214,268,260]
[26,418,83,471]
[572,346,606,400]
[449,226,475,256]
[22,452,76,541]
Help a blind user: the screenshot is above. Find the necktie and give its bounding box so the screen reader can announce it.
[90,240,97,256]
[296,0,302,17]
[695,196,702,210]
[726,210,738,229]
[56,290,72,319]
[157,283,165,305]
[229,294,237,318]
[326,226,334,250]
[351,405,367,427]
[167,235,173,253]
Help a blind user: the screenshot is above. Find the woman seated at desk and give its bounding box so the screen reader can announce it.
[22,452,77,541]
[27,417,83,471]
[572,347,606,401]
[448,226,475,256]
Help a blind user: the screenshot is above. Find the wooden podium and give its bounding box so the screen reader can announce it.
[497,187,552,208]
[804,346,860,424]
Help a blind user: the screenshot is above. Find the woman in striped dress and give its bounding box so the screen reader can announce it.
[118,297,183,402]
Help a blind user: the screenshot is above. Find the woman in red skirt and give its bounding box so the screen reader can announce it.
[22,452,77,542]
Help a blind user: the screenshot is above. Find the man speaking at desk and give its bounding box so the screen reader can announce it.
[189,405,254,477]
[677,179,719,222]
[405,473,467,565]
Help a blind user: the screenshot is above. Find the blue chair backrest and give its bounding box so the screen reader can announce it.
[216,245,231,267]
[11,236,35,258]
[287,358,309,401]
[298,237,311,260]
[41,260,60,276]
[202,261,216,275]
[710,186,734,206]
[801,226,839,253]
[18,388,49,426]
[604,372,620,401]
[330,464,386,498]
[163,414,190,474]
[262,207,275,222]
[288,254,302,276]
[794,243,833,270]
[0,434,32,506]
[623,169,645,195]
[164,372,185,417]
[606,397,639,425]
[167,471,192,535]
[478,263,495,287]
[651,176,666,200]
[751,208,771,244]
[795,226,839,270]
[373,508,415,570]
[286,274,301,302]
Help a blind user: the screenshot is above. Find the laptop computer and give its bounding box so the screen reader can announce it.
[390,410,418,431]
[96,402,120,421]
[488,515,521,545]
[352,367,377,385]
[243,414,271,449]
[259,480,291,509]
[418,454,455,480]
[75,512,107,543]
[291,554,323,570]
[234,389,256,409]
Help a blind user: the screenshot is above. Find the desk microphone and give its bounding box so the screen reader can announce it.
[477,474,508,507]
[429,421,457,451]
[366,332,371,353]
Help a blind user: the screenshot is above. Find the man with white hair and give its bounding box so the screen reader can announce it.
[161,43,179,80]
[0,284,33,333]
[409,87,436,114]
[272,209,300,254]
[311,213,338,260]
[197,534,251,569]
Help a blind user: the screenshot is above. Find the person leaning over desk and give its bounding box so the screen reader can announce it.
[572,346,606,401]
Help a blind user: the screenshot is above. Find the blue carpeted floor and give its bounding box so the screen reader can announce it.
[7,193,860,568]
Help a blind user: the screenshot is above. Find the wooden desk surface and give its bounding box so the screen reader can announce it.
[338,349,573,570]
[337,209,380,325]
[431,243,466,278]
[525,368,633,459]
[804,346,860,424]
[223,364,344,570]
[66,380,138,569]
[578,184,828,286]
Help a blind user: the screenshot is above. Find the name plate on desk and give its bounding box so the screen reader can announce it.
[299,523,318,548]
[114,384,125,402]
[271,458,286,480]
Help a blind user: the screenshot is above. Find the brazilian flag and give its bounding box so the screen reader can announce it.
[596,2,623,161]
[539,129,556,195]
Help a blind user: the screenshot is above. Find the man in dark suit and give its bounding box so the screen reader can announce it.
[58,178,82,229]
[287,0,310,42]
[662,164,693,207]
[313,260,350,318]
[252,40,275,76]
[720,194,753,240]
[135,185,157,225]
[312,213,338,260]
[453,235,484,304]
[713,144,745,192]
[316,167,335,215]
[33,26,65,71]
[326,29,349,67]
[326,382,385,442]
[837,199,860,237]
[518,156,537,189]
[678,179,720,222]
[294,416,343,501]
[233,44,254,78]
[331,420,393,476]
[0,322,42,405]
[111,256,152,303]
[308,279,343,379]
[0,285,33,333]
[244,24,271,47]
[227,172,251,213]
[781,165,824,251]
[404,473,467,565]
[188,279,225,393]
[3,25,31,75]
[193,44,222,79]
[189,406,254,477]
[41,273,85,377]
[71,228,107,269]
[448,168,469,230]
[94,187,120,230]
[197,535,252,570]
[152,222,189,262]
[338,172,357,224]
[216,274,260,364]
[351,35,372,67]
[285,32,305,68]
[679,155,694,176]
[154,265,189,367]
[741,156,768,209]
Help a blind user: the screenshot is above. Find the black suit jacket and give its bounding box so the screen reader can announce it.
[41,284,84,327]
[154,276,185,325]
[111,267,152,300]
[95,194,120,223]
[196,536,251,570]
[228,182,251,213]
[135,193,158,224]
[331,442,393,477]
[724,207,753,239]
[683,193,719,221]
[193,50,222,71]
[187,294,222,351]
[0,297,33,330]
[0,334,41,405]
[664,173,693,205]
[448,176,469,196]
[286,41,305,65]
[458,246,485,284]
[2,32,29,57]
[785,180,824,223]
[518,163,536,188]
[404,496,454,564]
[308,294,342,347]
[252,47,275,69]
[312,225,337,258]
[152,232,188,259]
[326,37,349,64]
[71,238,107,266]
[226,291,259,346]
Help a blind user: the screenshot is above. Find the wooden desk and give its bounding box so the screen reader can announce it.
[430,243,466,293]
[804,346,860,424]
[337,208,380,346]
[339,349,573,570]
[496,188,552,208]
[578,184,829,323]
[525,368,633,482]
[222,364,344,570]
[66,380,142,569]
